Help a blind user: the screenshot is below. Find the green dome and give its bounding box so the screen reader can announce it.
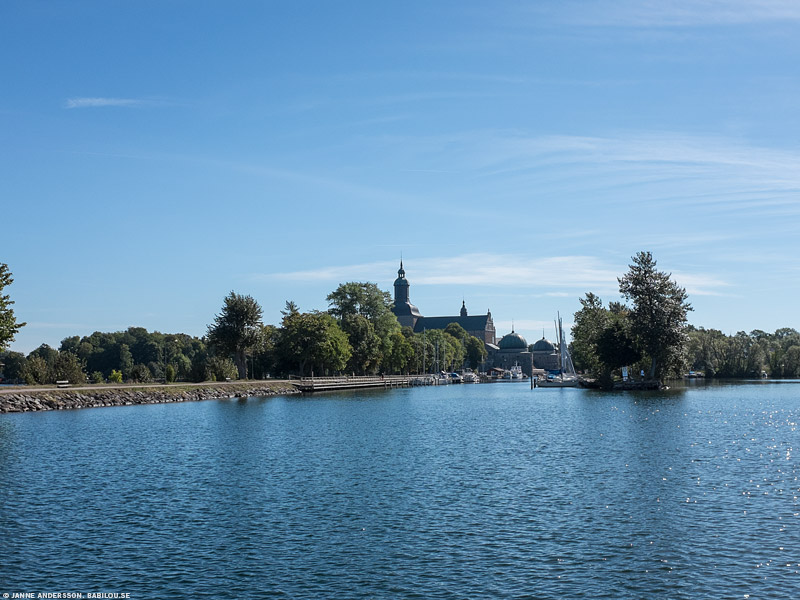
[499,331,528,350]
[532,338,555,352]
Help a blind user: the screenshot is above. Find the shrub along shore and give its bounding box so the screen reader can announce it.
[0,381,299,413]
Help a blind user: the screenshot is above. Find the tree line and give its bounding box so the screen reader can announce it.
[686,327,800,378]
[570,252,800,384]
[0,273,486,384]
[4,257,796,386]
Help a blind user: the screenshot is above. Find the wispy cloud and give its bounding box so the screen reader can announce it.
[256,252,732,297]
[65,97,148,109]
[369,129,800,219]
[549,0,800,27]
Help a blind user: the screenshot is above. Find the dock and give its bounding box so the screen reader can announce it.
[292,375,412,393]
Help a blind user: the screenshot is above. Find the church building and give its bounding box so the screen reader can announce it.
[390,261,538,375]
[391,261,496,345]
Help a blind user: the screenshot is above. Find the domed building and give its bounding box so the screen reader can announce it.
[532,337,560,371]
[492,328,534,376]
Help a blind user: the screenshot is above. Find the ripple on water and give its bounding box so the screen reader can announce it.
[1,383,799,598]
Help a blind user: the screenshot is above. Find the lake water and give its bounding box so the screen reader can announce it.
[1,381,798,599]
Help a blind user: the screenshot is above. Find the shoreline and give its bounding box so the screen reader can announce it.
[0,381,300,413]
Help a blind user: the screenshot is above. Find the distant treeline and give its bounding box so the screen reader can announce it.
[0,328,224,385]
[687,327,800,378]
[0,282,487,385]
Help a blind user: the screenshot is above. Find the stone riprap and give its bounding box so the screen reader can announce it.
[0,382,299,413]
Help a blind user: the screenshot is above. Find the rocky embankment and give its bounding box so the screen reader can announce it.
[0,382,299,413]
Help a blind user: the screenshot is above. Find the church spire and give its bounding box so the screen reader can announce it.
[460,300,468,317]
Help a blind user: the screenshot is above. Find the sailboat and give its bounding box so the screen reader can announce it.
[538,313,579,388]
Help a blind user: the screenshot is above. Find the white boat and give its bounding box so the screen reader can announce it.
[463,371,479,383]
[537,314,579,388]
[510,363,524,379]
[502,369,512,380]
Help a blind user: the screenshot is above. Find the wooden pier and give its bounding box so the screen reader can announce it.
[292,375,412,393]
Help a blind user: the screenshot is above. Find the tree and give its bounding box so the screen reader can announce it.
[383,330,414,373]
[0,351,27,382]
[109,369,123,384]
[119,344,134,377]
[23,355,51,384]
[207,292,263,379]
[277,311,351,376]
[128,364,152,383]
[595,319,641,374]
[444,322,468,342]
[0,263,26,351]
[464,335,488,371]
[327,282,401,372]
[204,356,238,382]
[53,352,86,384]
[341,313,382,374]
[618,251,692,380]
[571,293,609,376]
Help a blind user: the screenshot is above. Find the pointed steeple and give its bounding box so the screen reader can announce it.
[460,300,468,317]
[393,259,409,304]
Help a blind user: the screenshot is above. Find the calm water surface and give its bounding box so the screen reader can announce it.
[1,381,798,599]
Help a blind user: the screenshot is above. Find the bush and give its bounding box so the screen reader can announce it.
[205,356,238,382]
[165,364,176,383]
[128,363,152,383]
[91,371,105,384]
[109,369,123,384]
[53,352,86,385]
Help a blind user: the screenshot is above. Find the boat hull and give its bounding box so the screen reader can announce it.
[537,378,579,388]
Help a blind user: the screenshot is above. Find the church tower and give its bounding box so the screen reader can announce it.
[391,260,422,328]
[394,260,409,305]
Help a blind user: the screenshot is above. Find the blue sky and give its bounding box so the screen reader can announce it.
[2,0,799,354]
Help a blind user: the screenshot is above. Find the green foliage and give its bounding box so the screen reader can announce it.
[464,335,488,370]
[687,327,800,378]
[409,329,464,373]
[251,324,278,379]
[207,291,263,379]
[204,356,238,382]
[276,310,351,376]
[91,371,105,384]
[341,313,382,374]
[23,356,50,384]
[128,363,152,383]
[53,352,86,384]
[383,330,414,374]
[119,344,134,377]
[618,251,692,380]
[570,293,609,376]
[0,351,27,382]
[444,322,469,342]
[165,364,176,383]
[109,369,123,384]
[326,282,402,374]
[572,253,691,382]
[0,263,26,351]
[29,344,58,365]
[595,319,641,372]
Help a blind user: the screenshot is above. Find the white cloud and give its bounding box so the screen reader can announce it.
[258,252,730,296]
[65,97,145,109]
